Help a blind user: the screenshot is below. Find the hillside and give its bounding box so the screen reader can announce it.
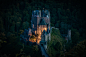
[0,0,86,57]
[47,28,65,57]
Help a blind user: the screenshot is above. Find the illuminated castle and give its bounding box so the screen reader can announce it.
[29,9,51,46]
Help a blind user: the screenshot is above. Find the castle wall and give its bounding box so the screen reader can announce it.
[37,17,41,25]
[43,34,50,50]
[42,17,50,30]
[36,25,47,44]
[42,17,50,25]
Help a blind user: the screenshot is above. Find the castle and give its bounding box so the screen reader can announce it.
[28,9,51,48]
[20,9,71,51]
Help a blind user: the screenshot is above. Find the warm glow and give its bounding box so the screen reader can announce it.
[37,39,41,44]
[37,36,41,44]
[45,28,47,31]
[35,31,36,34]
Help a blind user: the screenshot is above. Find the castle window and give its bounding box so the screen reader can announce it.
[35,31,36,34]
[45,28,47,31]
[33,24,34,28]
[47,15,49,18]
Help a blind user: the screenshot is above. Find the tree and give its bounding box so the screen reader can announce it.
[0,17,5,32]
[19,30,24,35]
[16,22,21,35]
[24,14,30,22]
[71,28,80,45]
[31,45,42,57]
[10,26,15,33]
[55,21,60,28]
[48,28,65,57]
[65,40,86,57]
[30,35,36,42]
[22,21,29,30]
[0,32,7,47]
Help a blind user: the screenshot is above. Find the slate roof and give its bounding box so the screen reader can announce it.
[38,18,46,25]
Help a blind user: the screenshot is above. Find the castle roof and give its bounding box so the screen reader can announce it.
[38,18,46,25]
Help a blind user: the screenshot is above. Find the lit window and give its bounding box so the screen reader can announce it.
[45,28,47,31]
[35,31,36,34]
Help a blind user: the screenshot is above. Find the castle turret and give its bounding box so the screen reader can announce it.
[32,10,41,17]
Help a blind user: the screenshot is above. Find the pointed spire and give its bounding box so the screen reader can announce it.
[38,18,46,25]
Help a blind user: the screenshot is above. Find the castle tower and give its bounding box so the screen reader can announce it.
[68,29,71,40]
[31,9,50,44]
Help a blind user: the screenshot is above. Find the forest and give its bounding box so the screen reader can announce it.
[0,0,86,57]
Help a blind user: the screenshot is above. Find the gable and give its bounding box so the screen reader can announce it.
[38,18,46,25]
